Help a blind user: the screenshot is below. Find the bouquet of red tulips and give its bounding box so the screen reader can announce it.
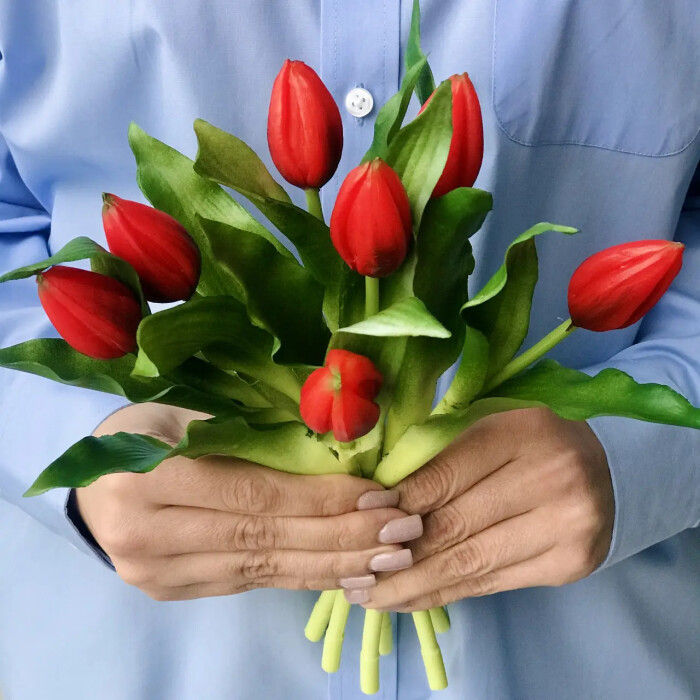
[1,2,698,694]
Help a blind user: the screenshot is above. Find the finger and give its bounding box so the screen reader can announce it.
[396,412,522,514]
[141,455,395,516]
[393,550,568,611]
[411,457,540,562]
[146,505,419,554]
[147,544,413,590]
[363,511,554,610]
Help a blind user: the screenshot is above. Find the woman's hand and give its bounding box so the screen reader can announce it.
[354,408,614,611]
[76,403,420,601]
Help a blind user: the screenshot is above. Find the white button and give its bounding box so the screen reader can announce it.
[345,88,374,118]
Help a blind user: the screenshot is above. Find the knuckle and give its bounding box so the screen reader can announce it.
[239,551,277,582]
[114,559,153,589]
[231,515,277,551]
[98,514,148,557]
[449,537,489,579]
[222,471,281,515]
[331,520,359,550]
[425,504,468,550]
[464,572,498,597]
[403,458,456,513]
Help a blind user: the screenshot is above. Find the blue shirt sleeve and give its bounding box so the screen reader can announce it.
[587,161,700,568]
[0,133,128,565]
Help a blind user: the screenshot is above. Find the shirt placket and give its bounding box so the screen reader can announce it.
[319,1,402,693]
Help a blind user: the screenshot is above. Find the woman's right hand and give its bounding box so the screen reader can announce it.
[75,403,420,601]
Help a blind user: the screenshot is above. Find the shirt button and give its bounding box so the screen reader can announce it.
[345,88,374,118]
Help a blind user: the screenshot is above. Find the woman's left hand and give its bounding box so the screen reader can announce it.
[357,408,615,612]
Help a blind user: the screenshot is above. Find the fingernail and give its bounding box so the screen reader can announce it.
[344,588,371,604]
[370,549,413,572]
[378,514,423,544]
[357,490,400,511]
[339,574,376,589]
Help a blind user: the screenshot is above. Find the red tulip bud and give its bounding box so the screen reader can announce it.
[330,159,412,277]
[300,349,383,442]
[420,73,484,198]
[267,60,343,189]
[568,240,684,332]
[37,267,141,359]
[102,194,201,303]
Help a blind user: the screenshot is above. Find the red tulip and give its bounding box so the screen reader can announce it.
[267,59,343,189]
[330,159,412,277]
[420,73,483,198]
[37,266,141,359]
[102,194,201,303]
[568,240,684,332]
[300,349,383,442]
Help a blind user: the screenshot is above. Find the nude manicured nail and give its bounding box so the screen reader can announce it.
[344,588,371,604]
[356,490,400,511]
[339,574,376,589]
[370,549,413,572]
[378,514,423,544]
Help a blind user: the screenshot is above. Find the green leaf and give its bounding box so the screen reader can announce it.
[193,121,342,291]
[0,236,148,313]
[488,360,700,428]
[172,416,346,475]
[433,325,490,413]
[385,79,452,229]
[461,222,578,378]
[197,216,329,365]
[128,123,292,298]
[362,56,428,163]
[383,188,492,448]
[191,119,291,202]
[25,432,171,496]
[0,338,265,415]
[133,296,303,409]
[134,296,274,376]
[339,297,450,338]
[25,414,347,496]
[406,0,436,105]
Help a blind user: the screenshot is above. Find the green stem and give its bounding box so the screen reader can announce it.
[305,590,337,642]
[305,188,325,222]
[321,592,351,673]
[365,276,380,319]
[360,609,384,695]
[429,607,450,634]
[379,613,393,656]
[480,319,576,396]
[412,611,448,690]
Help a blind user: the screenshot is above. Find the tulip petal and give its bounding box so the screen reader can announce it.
[331,390,381,442]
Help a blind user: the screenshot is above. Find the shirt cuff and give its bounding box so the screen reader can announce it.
[65,488,115,570]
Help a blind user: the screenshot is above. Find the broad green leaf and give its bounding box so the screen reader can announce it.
[0,338,266,415]
[25,432,172,496]
[198,216,329,365]
[25,415,347,495]
[193,121,342,291]
[133,296,303,408]
[406,0,436,105]
[433,325,490,413]
[172,416,346,474]
[461,222,578,378]
[192,119,290,202]
[128,123,292,298]
[487,360,700,428]
[383,188,492,448]
[0,236,148,313]
[338,297,450,338]
[362,56,428,163]
[385,80,452,228]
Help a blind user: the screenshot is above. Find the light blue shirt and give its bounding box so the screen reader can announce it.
[1,2,699,698]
